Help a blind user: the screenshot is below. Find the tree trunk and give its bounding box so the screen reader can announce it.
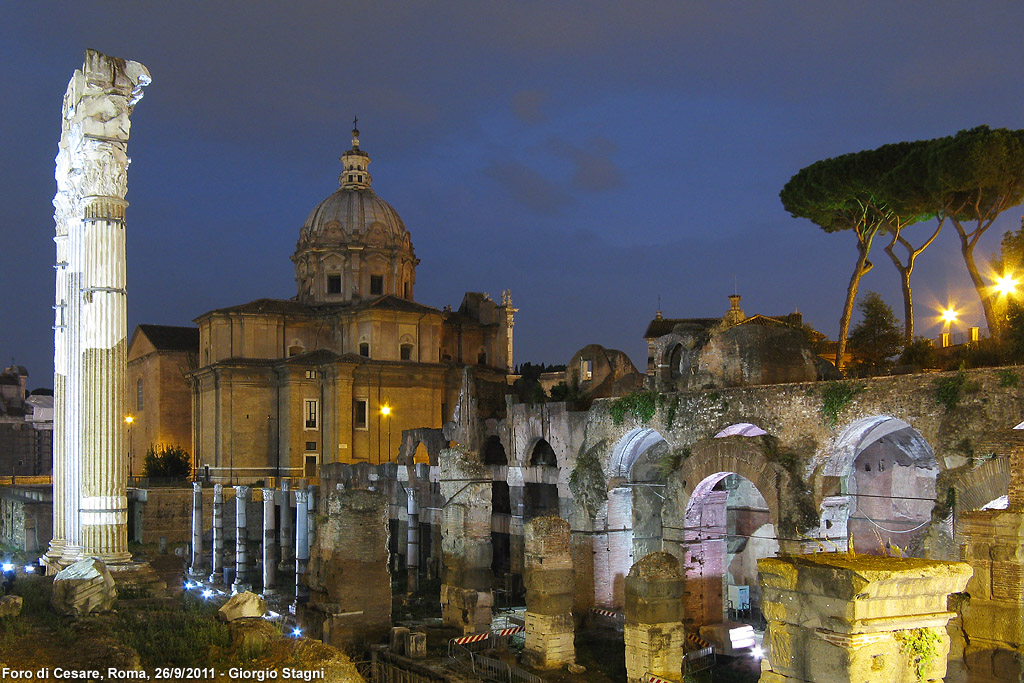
[953,220,999,337]
[836,233,875,372]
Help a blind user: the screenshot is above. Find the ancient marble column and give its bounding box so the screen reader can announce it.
[523,516,576,669]
[406,486,420,594]
[306,484,318,551]
[209,484,224,584]
[279,480,294,571]
[261,487,277,594]
[758,554,972,683]
[49,49,150,570]
[624,552,685,683]
[233,485,251,594]
[294,489,309,604]
[189,482,205,576]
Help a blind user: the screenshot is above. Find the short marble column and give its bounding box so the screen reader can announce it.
[307,484,318,551]
[208,483,224,584]
[295,489,309,604]
[261,487,277,594]
[189,482,205,576]
[279,480,294,571]
[406,487,420,595]
[233,485,251,594]
[758,554,972,683]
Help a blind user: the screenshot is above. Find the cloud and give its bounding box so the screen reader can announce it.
[550,137,624,193]
[512,90,547,124]
[482,160,573,214]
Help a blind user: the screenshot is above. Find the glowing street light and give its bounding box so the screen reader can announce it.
[994,274,1019,297]
[124,415,135,479]
[941,308,959,324]
[379,404,393,463]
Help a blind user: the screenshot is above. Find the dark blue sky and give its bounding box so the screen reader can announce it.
[4,3,1024,386]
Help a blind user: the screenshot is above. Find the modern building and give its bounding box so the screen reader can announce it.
[188,125,516,483]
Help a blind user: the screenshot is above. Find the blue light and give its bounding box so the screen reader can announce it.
[2,563,13,572]
[202,589,213,599]
[24,566,34,573]
[291,627,302,637]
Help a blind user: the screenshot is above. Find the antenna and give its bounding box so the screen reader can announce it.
[733,275,738,295]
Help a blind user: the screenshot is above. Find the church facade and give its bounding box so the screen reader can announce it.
[188,126,515,483]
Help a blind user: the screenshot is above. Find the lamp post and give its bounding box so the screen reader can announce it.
[381,404,392,463]
[124,415,134,480]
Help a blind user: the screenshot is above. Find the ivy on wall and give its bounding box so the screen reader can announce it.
[610,390,659,425]
[819,381,864,426]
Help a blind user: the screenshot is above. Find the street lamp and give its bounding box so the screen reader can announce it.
[124,415,134,479]
[941,308,958,324]
[381,404,392,463]
[994,274,1019,297]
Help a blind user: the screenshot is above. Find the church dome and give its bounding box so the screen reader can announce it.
[292,123,418,304]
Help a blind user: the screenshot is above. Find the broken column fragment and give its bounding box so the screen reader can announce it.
[758,553,972,683]
[624,552,685,683]
[301,487,391,647]
[523,515,576,669]
[439,446,493,635]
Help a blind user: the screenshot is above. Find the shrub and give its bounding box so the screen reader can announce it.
[143,444,192,479]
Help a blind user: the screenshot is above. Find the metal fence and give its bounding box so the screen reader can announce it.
[354,654,446,683]
[683,645,716,674]
[447,639,541,683]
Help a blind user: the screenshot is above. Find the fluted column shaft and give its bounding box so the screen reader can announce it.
[233,485,251,593]
[190,482,205,575]
[262,487,277,593]
[295,489,309,604]
[209,484,224,584]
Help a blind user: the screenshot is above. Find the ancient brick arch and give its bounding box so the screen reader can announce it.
[676,436,784,532]
[953,456,1011,512]
[608,427,671,483]
[397,427,448,466]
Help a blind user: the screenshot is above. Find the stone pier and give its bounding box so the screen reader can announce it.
[439,447,494,635]
[624,552,685,683]
[522,516,576,669]
[955,440,1024,683]
[758,554,972,683]
[261,487,277,594]
[302,488,391,646]
[406,486,419,595]
[233,485,251,594]
[189,482,204,576]
[209,484,224,584]
[46,49,150,572]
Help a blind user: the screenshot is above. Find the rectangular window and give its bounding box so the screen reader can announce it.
[136,378,144,411]
[400,343,413,360]
[304,454,318,478]
[370,274,384,295]
[359,342,370,357]
[305,441,317,451]
[305,370,317,379]
[581,359,593,381]
[327,274,341,294]
[354,399,368,430]
[304,399,318,430]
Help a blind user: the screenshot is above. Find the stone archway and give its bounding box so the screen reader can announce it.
[820,416,940,556]
[953,456,1010,513]
[524,438,559,520]
[666,437,786,629]
[594,428,671,607]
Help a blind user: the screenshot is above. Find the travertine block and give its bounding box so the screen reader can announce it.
[758,553,971,683]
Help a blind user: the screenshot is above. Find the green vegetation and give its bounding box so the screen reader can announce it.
[933,369,980,413]
[569,441,608,519]
[113,598,232,666]
[143,444,192,479]
[609,390,659,425]
[656,447,690,478]
[896,627,940,681]
[820,381,863,426]
[665,395,680,430]
[848,292,903,376]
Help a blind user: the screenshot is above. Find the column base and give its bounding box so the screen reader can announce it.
[232,582,252,595]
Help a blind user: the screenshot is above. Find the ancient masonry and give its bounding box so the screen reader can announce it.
[46,49,151,571]
[623,552,686,683]
[758,554,971,683]
[522,516,576,669]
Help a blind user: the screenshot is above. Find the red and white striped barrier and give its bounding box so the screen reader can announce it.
[645,674,675,683]
[494,626,525,637]
[688,632,712,648]
[592,607,621,619]
[453,632,489,645]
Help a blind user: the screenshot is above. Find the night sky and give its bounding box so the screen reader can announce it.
[4,3,1024,387]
